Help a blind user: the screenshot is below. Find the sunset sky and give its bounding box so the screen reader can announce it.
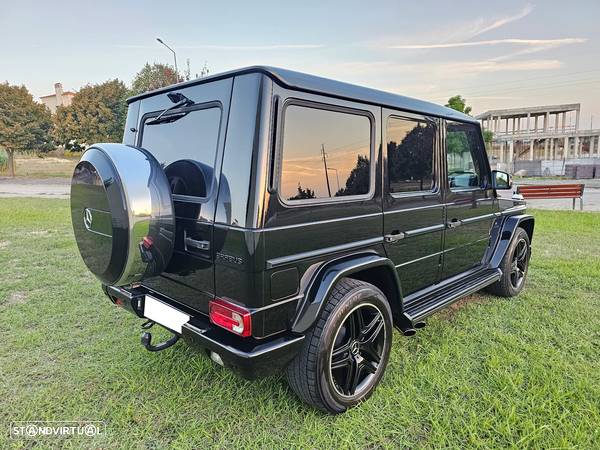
[2,0,599,127]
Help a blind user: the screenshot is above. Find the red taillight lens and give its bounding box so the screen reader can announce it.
[209,298,252,337]
[141,236,154,250]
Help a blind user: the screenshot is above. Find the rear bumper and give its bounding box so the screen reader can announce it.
[102,285,304,379]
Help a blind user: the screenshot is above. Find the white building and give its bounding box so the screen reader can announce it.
[40,83,75,114]
[476,104,600,176]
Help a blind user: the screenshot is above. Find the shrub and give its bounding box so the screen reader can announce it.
[0,149,7,172]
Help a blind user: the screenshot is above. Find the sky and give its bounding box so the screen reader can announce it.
[2,0,599,128]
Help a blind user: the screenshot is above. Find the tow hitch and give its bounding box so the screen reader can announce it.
[140,320,180,352]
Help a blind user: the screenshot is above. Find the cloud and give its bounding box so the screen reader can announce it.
[181,44,324,50]
[462,95,518,100]
[374,3,535,49]
[117,44,324,51]
[470,3,534,37]
[446,59,562,72]
[388,38,587,50]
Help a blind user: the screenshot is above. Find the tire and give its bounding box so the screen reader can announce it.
[487,227,531,297]
[286,278,393,413]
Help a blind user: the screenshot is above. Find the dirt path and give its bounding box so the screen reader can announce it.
[0,177,70,199]
[1,176,599,211]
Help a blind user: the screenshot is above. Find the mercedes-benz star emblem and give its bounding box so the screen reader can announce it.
[84,208,93,230]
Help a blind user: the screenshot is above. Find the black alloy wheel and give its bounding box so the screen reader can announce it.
[329,303,386,398]
[510,237,529,290]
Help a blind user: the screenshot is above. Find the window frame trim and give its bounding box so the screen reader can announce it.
[275,98,376,207]
[137,100,224,203]
[445,119,489,192]
[385,113,440,199]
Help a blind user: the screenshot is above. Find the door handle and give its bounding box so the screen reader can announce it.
[447,219,463,229]
[185,237,210,251]
[184,230,210,251]
[384,231,406,243]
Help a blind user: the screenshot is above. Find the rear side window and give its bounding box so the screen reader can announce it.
[446,122,483,189]
[140,107,221,195]
[386,117,435,193]
[280,104,372,202]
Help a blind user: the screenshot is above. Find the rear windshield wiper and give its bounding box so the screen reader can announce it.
[146,92,195,125]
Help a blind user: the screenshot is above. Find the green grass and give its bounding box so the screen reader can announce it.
[0,199,599,449]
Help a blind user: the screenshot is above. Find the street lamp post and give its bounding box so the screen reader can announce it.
[156,37,178,75]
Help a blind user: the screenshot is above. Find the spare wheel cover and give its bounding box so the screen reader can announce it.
[70,143,175,286]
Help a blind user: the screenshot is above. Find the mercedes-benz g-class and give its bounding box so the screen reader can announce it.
[70,66,533,413]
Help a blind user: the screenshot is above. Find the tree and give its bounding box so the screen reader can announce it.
[335,155,370,196]
[130,63,182,96]
[0,83,53,176]
[483,130,494,143]
[388,123,435,191]
[289,183,316,200]
[53,79,128,149]
[446,95,472,115]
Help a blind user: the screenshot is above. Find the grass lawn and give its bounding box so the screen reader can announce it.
[0,198,599,449]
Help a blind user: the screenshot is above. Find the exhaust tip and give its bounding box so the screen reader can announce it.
[210,351,224,366]
[402,328,416,337]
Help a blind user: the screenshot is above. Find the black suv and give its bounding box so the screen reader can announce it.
[70,66,533,413]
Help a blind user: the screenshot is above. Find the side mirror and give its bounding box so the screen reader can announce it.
[492,170,512,190]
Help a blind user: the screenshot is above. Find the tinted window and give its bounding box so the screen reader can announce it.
[280,105,371,201]
[447,122,483,189]
[387,117,435,193]
[141,107,221,170]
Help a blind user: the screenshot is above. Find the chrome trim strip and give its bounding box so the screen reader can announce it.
[250,294,304,312]
[264,212,382,232]
[404,223,446,237]
[459,213,497,225]
[215,212,382,233]
[214,205,526,234]
[384,203,446,214]
[395,251,443,268]
[266,236,383,269]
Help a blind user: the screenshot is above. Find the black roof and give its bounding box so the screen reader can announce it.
[127,66,477,123]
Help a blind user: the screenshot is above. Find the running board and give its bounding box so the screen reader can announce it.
[404,268,501,323]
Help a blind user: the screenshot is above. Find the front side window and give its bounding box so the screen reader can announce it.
[386,117,435,193]
[280,104,372,202]
[446,122,483,189]
[141,107,221,196]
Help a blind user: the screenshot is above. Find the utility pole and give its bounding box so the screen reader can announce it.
[328,168,340,192]
[321,144,332,197]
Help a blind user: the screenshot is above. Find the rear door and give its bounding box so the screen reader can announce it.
[129,79,233,313]
[263,89,382,302]
[382,110,445,296]
[442,120,495,279]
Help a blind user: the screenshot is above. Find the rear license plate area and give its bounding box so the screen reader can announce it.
[143,295,190,334]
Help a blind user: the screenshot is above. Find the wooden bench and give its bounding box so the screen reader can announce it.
[516,184,585,210]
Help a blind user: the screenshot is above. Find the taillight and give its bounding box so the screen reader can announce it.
[209,298,252,337]
[141,236,154,250]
